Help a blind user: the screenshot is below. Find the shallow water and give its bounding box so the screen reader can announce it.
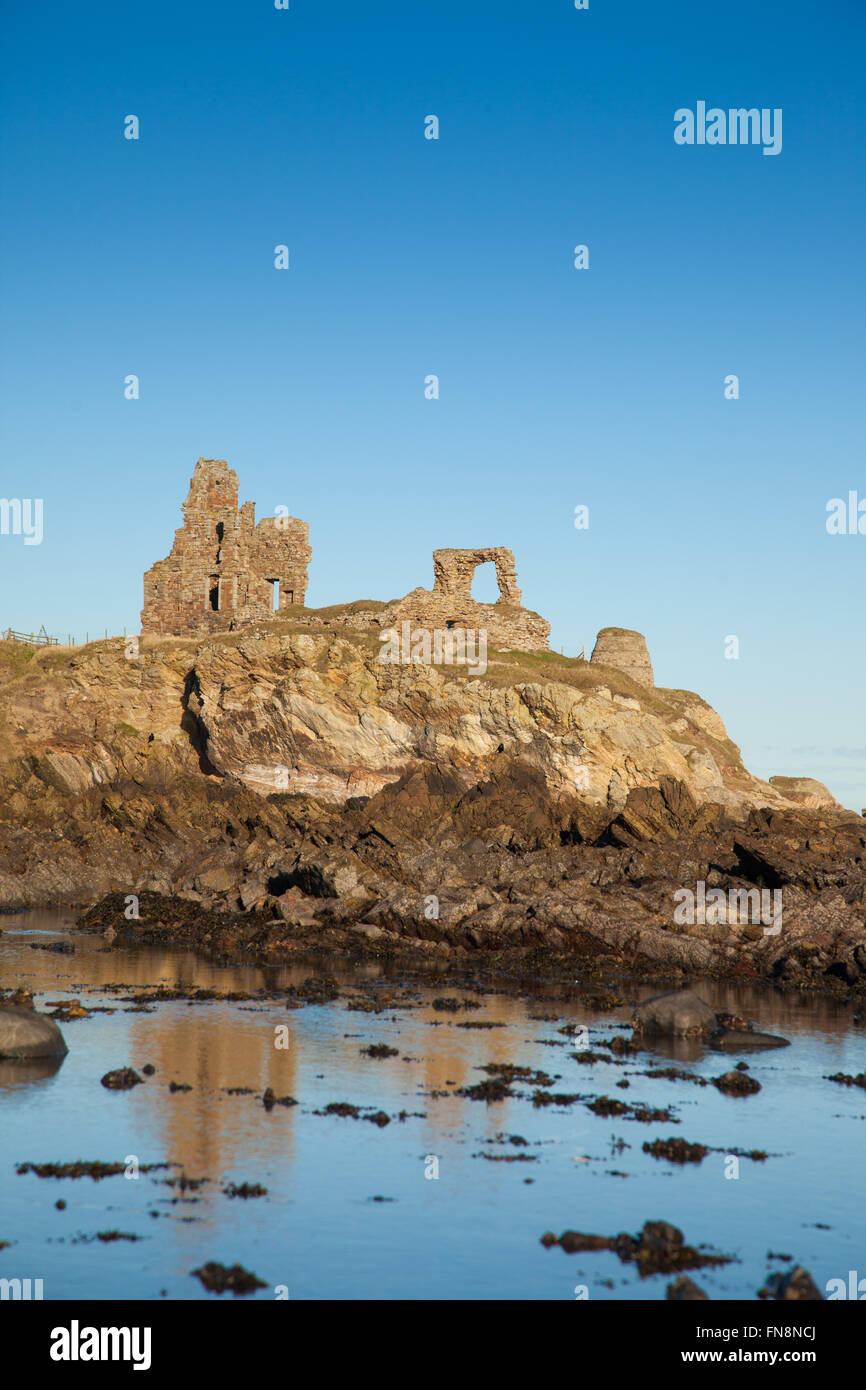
[1,910,864,1301]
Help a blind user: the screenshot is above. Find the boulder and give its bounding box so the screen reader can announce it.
[632,988,718,1038]
[100,1067,143,1090]
[0,1004,68,1059]
[713,1070,761,1096]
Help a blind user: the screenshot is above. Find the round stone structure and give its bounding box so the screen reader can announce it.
[590,627,654,687]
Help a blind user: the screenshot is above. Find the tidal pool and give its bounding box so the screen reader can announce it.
[1,910,864,1300]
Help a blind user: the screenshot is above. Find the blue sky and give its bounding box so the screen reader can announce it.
[1,0,864,808]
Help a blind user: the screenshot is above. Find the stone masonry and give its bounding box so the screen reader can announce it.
[431,548,523,604]
[141,459,310,637]
[260,547,551,652]
[590,627,655,686]
[387,547,550,651]
[141,466,548,652]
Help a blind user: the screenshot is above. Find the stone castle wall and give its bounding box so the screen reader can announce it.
[431,548,523,605]
[141,470,549,654]
[384,547,549,651]
[287,548,549,652]
[141,459,310,637]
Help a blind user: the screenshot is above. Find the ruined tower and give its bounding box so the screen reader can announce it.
[141,458,311,637]
[590,627,655,686]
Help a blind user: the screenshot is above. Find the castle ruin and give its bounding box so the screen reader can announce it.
[141,461,550,653]
[387,547,550,652]
[141,458,310,637]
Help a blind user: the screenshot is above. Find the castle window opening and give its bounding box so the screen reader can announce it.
[271,579,280,612]
[209,577,220,611]
[470,561,500,604]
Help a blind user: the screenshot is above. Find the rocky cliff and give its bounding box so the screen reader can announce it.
[1,623,864,995]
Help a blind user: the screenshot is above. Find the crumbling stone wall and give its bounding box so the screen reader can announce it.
[431,548,523,605]
[387,547,550,652]
[142,474,548,655]
[141,459,310,637]
[266,549,551,653]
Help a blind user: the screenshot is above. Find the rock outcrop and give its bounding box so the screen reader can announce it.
[759,1266,824,1301]
[0,623,863,997]
[768,777,843,811]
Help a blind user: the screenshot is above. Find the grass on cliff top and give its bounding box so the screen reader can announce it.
[0,636,127,687]
[0,638,80,686]
[482,648,657,700]
[301,599,392,617]
[0,641,37,680]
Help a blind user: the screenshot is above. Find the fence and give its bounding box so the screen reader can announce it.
[1,627,127,648]
[2,627,60,647]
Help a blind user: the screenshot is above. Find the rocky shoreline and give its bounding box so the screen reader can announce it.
[0,627,863,1000]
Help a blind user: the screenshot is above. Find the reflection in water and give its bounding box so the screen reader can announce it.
[0,1055,66,1088]
[129,1001,300,1180]
[1,909,864,1301]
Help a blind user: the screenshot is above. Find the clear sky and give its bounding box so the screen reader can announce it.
[1,0,864,809]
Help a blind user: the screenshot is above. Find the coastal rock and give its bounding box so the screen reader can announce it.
[1,626,863,999]
[768,777,844,812]
[632,989,719,1038]
[713,1070,761,1096]
[543,1219,730,1276]
[666,1275,709,1300]
[0,1004,68,1059]
[759,1265,823,1301]
[191,1261,267,1295]
[100,1067,144,1090]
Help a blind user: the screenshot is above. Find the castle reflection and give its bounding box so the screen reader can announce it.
[3,910,860,1193]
